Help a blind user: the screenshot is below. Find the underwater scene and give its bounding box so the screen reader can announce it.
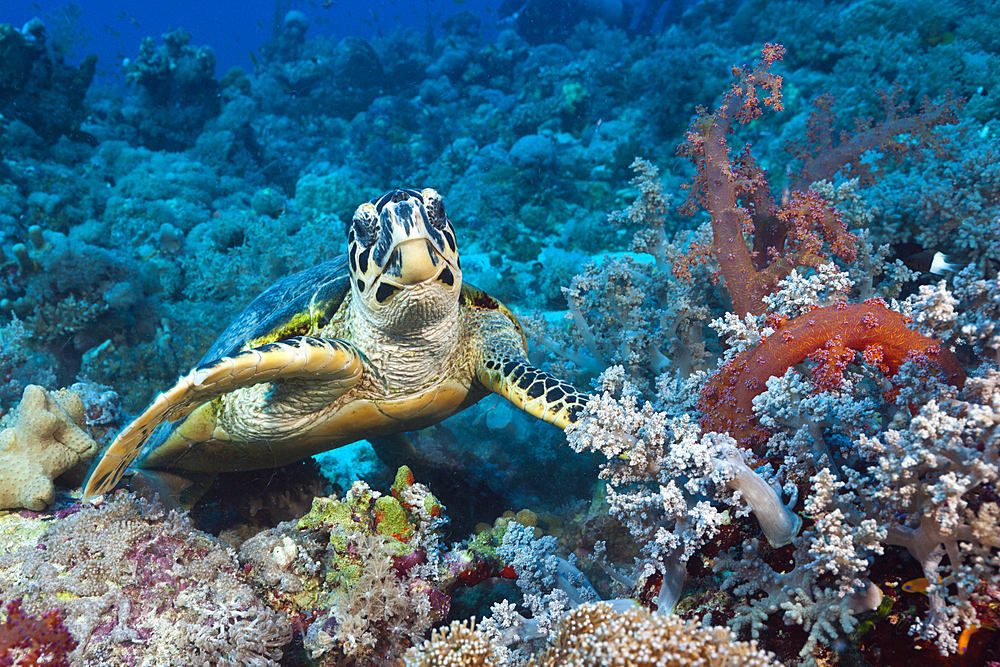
[1,0,1000,665]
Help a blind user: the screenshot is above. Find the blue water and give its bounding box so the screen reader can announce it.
[9,0,503,80]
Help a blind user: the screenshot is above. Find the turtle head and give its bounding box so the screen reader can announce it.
[348,188,462,328]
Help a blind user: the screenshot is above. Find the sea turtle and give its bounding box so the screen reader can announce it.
[83,188,589,505]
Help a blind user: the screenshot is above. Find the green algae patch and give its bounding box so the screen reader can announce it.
[374,495,413,540]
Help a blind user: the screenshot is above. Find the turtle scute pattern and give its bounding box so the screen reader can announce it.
[84,187,592,502]
[469,308,586,430]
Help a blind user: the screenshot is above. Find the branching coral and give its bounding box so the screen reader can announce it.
[676,44,958,317]
[0,385,97,510]
[516,43,993,665]
[565,367,802,619]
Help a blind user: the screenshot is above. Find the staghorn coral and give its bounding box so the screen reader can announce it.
[0,385,97,510]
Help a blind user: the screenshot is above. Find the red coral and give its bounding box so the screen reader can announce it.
[677,45,960,317]
[0,598,76,667]
[699,301,966,453]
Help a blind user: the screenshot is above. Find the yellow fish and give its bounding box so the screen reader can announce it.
[901,577,931,594]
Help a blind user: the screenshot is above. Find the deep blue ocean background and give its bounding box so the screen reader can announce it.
[9,0,504,81]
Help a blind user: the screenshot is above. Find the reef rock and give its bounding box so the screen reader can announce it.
[0,385,97,510]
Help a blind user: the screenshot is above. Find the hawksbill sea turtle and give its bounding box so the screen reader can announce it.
[83,188,589,505]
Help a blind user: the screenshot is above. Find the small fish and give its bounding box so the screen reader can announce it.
[928,251,961,275]
[958,622,996,655]
[249,51,260,71]
[103,25,121,37]
[902,250,961,275]
[117,11,140,28]
[901,577,931,594]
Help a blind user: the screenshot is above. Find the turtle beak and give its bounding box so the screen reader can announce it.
[382,238,445,285]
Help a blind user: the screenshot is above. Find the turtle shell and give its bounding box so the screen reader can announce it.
[201,255,350,362]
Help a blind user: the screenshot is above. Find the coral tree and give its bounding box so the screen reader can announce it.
[677,44,958,318]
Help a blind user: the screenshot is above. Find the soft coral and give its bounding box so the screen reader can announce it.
[0,597,76,667]
[677,44,960,317]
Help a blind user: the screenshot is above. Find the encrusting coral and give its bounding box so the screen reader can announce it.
[0,384,97,510]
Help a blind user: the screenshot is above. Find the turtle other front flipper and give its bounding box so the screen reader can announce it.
[478,355,588,430]
[83,336,370,500]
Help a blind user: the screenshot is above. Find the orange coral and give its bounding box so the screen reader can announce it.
[0,597,76,667]
[699,300,966,452]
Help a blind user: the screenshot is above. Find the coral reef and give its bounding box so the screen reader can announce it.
[1,1,1000,664]
[0,20,96,145]
[123,29,220,150]
[408,602,777,666]
[699,299,967,452]
[0,493,291,665]
[239,467,449,665]
[0,596,76,667]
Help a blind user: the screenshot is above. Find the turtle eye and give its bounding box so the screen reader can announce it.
[352,203,379,247]
[422,188,448,231]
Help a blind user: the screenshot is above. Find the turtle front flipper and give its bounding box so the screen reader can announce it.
[478,356,588,430]
[83,336,370,500]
